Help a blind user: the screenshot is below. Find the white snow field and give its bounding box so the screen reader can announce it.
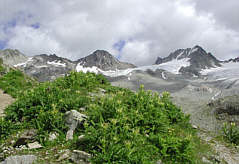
[76,58,190,77]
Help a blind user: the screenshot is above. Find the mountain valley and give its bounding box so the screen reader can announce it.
[0,46,239,163]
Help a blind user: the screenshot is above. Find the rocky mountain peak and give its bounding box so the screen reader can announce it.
[155,45,221,76]
[0,49,28,66]
[77,50,136,71]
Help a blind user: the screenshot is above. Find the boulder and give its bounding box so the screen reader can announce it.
[27,142,42,149]
[65,110,87,140]
[14,129,37,147]
[49,132,59,141]
[70,150,91,164]
[0,155,37,164]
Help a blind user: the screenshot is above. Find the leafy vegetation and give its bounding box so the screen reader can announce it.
[0,71,210,163]
[223,122,239,145]
[0,61,36,98]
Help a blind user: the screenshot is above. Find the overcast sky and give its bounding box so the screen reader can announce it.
[0,0,239,66]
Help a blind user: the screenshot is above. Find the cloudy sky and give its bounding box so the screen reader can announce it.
[0,0,239,66]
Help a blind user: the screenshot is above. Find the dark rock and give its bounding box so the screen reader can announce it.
[14,129,37,147]
[209,95,239,115]
[209,95,239,124]
[155,57,163,64]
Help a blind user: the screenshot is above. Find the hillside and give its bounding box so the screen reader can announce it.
[0,48,239,163]
[0,67,214,163]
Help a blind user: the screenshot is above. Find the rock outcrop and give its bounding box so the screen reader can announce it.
[0,155,37,164]
[65,110,87,140]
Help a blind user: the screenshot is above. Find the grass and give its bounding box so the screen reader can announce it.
[0,70,214,163]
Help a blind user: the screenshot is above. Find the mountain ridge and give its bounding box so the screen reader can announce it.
[155,45,221,76]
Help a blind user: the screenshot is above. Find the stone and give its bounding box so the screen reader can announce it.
[156,160,163,164]
[99,88,106,93]
[57,149,71,161]
[0,155,37,164]
[79,107,86,112]
[49,132,59,141]
[192,125,198,129]
[66,129,74,141]
[65,110,87,140]
[78,135,85,142]
[14,129,37,147]
[70,150,91,164]
[65,110,87,129]
[27,142,42,149]
[202,157,213,164]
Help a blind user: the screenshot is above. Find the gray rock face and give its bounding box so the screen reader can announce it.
[0,49,28,66]
[155,45,221,76]
[17,54,76,82]
[0,155,37,164]
[77,50,136,71]
[2,49,136,82]
[65,110,87,140]
[208,95,239,124]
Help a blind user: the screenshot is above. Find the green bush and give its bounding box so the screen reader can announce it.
[78,86,194,163]
[4,72,110,135]
[2,72,197,163]
[223,122,239,145]
[0,69,36,98]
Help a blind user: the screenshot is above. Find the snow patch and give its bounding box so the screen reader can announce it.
[176,51,184,59]
[190,47,198,55]
[47,60,66,67]
[76,64,100,74]
[201,62,239,80]
[14,57,33,67]
[76,58,190,77]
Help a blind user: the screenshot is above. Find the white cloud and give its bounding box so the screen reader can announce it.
[7,26,69,57]
[1,0,239,65]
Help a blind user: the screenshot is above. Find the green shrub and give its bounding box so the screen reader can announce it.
[0,117,21,140]
[0,69,36,98]
[4,72,110,137]
[223,122,239,145]
[78,86,194,163]
[2,72,198,163]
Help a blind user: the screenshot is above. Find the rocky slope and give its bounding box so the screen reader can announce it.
[16,54,75,82]
[0,49,136,81]
[0,49,28,66]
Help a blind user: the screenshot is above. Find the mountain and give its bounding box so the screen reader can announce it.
[155,45,221,76]
[0,49,28,66]
[76,50,136,71]
[15,54,76,82]
[1,49,136,81]
[225,57,239,63]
